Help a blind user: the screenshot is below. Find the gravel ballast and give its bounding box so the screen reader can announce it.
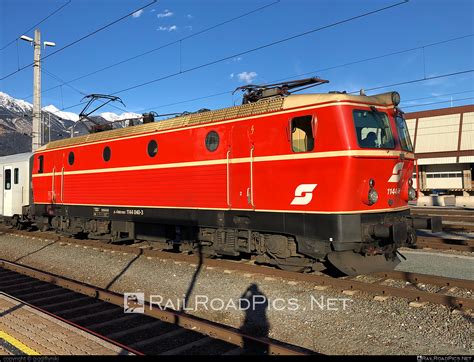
[0,232,472,355]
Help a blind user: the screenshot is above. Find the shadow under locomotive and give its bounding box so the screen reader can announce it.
[28,203,441,276]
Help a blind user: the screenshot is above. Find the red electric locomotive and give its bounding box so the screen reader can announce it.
[27,78,439,275]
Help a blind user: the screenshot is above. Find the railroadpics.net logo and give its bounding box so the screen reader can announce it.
[124,292,145,313]
[123,293,351,313]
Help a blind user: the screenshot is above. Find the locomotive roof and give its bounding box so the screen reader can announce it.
[39,92,396,152]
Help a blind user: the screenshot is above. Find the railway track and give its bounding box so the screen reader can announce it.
[415,235,474,252]
[410,207,474,223]
[0,227,473,311]
[0,259,310,356]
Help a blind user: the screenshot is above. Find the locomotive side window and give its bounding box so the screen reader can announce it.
[205,131,219,152]
[291,115,314,152]
[68,151,75,166]
[103,146,111,162]
[4,169,11,190]
[38,155,44,173]
[14,168,19,184]
[395,115,414,152]
[353,110,394,149]
[147,140,158,157]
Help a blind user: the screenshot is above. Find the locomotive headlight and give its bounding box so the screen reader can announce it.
[369,178,375,188]
[408,187,417,200]
[391,91,400,106]
[408,177,413,187]
[368,188,379,205]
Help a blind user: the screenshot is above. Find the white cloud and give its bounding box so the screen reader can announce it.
[229,73,234,79]
[157,9,173,18]
[185,25,193,31]
[132,9,144,18]
[157,25,177,32]
[237,71,257,84]
[186,14,193,19]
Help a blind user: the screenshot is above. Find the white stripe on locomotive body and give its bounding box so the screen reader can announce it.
[35,100,395,155]
[33,202,409,215]
[31,149,414,178]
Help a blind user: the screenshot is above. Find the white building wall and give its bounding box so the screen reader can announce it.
[415,114,460,153]
[460,112,474,151]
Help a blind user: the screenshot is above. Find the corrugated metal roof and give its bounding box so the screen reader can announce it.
[38,92,397,152]
[0,152,32,164]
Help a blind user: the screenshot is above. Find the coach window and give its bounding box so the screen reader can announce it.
[14,168,19,184]
[291,115,314,152]
[4,169,11,190]
[147,140,158,157]
[103,146,111,162]
[205,131,219,152]
[68,151,75,166]
[38,155,44,174]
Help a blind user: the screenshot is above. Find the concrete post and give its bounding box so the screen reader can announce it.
[32,29,42,151]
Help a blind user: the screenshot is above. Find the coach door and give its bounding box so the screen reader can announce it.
[230,124,255,210]
[3,166,13,216]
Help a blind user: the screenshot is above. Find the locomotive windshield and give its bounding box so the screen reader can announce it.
[353,110,395,149]
[395,115,414,152]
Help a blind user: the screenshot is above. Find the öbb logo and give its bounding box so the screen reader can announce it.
[388,162,404,183]
[291,184,318,205]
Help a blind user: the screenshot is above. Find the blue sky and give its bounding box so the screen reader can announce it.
[0,0,473,116]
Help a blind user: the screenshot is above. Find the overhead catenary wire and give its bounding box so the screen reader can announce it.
[42,68,130,114]
[0,0,157,81]
[135,34,473,112]
[0,0,71,51]
[58,68,474,113]
[401,96,474,109]
[21,0,282,99]
[110,0,409,96]
[401,89,474,103]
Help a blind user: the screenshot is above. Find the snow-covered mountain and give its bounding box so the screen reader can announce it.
[100,112,141,122]
[0,91,141,156]
[42,105,79,122]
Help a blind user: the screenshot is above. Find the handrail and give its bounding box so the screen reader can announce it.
[226,149,231,209]
[250,145,254,208]
[61,167,64,203]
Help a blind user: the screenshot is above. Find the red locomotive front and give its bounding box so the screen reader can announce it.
[30,87,435,275]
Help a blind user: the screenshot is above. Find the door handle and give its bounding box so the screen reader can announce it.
[246,187,251,204]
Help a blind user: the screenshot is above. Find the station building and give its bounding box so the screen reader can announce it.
[405,105,474,198]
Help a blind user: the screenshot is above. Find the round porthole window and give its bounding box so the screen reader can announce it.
[147,140,158,157]
[68,151,75,166]
[103,146,111,162]
[205,131,219,152]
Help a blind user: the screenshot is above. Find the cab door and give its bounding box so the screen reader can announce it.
[3,166,13,216]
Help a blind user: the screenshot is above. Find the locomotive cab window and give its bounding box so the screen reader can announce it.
[4,169,11,190]
[291,115,314,152]
[395,115,413,152]
[14,168,19,184]
[353,109,394,149]
[38,155,44,173]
